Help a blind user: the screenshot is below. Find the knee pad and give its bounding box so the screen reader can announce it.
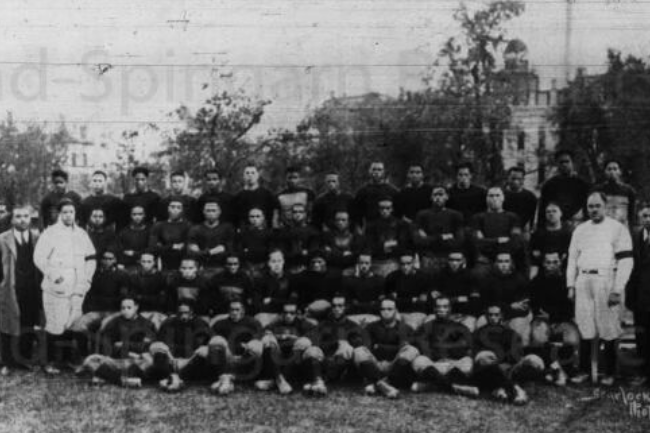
[352,346,372,365]
[411,355,434,373]
[397,345,420,363]
[474,350,498,367]
[303,346,324,362]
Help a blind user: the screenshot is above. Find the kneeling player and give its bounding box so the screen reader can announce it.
[302,294,365,396]
[353,298,419,399]
[411,296,478,397]
[255,301,315,394]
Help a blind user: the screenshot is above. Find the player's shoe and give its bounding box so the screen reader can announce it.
[410,381,433,393]
[217,374,235,395]
[120,377,142,388]
[512,385,529,406]
[302,382,313,395]
[276,376,293,395]
[569,373,590,384]
[451,384,479,398]
[491,388,508,402]
[311,379,327,396]
[254,379,275,391]
[376,380,399,399]
[90,376,107,387]
[600,375,615,387]
[554,369,568,387]
[364,383,377,395]
[166,374,184,392]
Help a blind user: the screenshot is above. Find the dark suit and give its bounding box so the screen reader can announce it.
[627,228,650,378]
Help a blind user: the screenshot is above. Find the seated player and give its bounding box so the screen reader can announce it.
[86,207,118,258]
[321,210,365,276]
[253,250,298,327]
[151,299,213,392]
[411,296,479,397]
[365,197,413,278]
[473,304,538,405]
[302,294,365,396]
[187,199,235,278]
[529,251,579,384]
[128,250,168,329]
[70,249,130,360]
[352,298,419,399]
[236,207,275,279]
[76,296,157,388]
[208,253,255,315]
[167,256,211,315]
[205,299,264,395]
[431,249,481,331]
[291,251,341,320]
[274,203,320,274]
[255,300,315,395]
[342,253,384,324]
[413,185,465,276]
[117,205,151,273]
[384,250,430,329]
[480,251,531,345]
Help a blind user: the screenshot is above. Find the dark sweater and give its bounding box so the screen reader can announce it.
[128,270,167,312]
[481,271,530,319]
[312,191,354,230]
[116,224,151,267]
[83,267,130,312]
[447,184,487,222]
[321,230,366,270]
[233,187,279,228]
[167,274,211,313]
[434,267,480,316]
[529,225,572,265]
[187,222,236,268]
[352,182,399,226]
[266,317,316,352]
[100,315,156,357]
[122,190,161,228]
[158,194,199,223]
[149,219,191,270]
[504,188,538,229]
[236,226,274,265]
[197,190,234,224]
[157,315,212,358]
[342,274,385,314]
[40,190,82,227]
[211,316,263,354]
[274,224,321,268]
[529,272,573,323]
[471,211,521,258]
[538,174,590,228]
[80,193,123,227]
[415,318,473,361]
[290,270,341,308]
[87,226,118,257]
[385,270,431,313]
[365,320,414,361]
[208,271,254,314]
[473,324,523,364]
[309,315,365,356]
[365,216,412,261]
[394,184,433,221]
[414,207,465,255]
[253,271,296,313]
[276,186,315,224]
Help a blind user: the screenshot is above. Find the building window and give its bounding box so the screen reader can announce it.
[83,153,88,167]
[71,153,77,167]
[517,131,526,151]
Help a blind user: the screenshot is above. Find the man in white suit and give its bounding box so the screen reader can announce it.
[34,198,96,374]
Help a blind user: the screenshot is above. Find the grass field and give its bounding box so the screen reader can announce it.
[0,371,649,433]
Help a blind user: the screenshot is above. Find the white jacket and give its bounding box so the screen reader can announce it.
[33,221,96,297]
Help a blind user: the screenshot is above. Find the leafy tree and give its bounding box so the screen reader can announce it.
[553,50,650,198]
[0,114,69,207]
[433,0,525,183]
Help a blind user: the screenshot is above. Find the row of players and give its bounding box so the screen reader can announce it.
[73,292,574,406]
[62,180,570,281]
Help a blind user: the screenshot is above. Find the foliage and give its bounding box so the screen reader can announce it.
[0,114,69,207]
[553,50,650,198]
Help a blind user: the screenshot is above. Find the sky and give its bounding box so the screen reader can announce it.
[2,0,650,143]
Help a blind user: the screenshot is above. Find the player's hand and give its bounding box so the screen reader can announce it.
[608,293,622,307]
[418,229,427,238]
[430,290,442,299]
[124,250,134,256]
[263,297,271,305]
[209,245,225,255]
[497,237,510,244]
[54,276,64,284]
[442,233,454,241]
[293,337,311,352]
[567,287,575,301]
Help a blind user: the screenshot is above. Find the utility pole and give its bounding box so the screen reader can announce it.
[564,0,574,84]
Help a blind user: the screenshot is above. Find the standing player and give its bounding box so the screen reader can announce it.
[352,162,399,230]
[567,191,633,385]
[447,163,487,223]
[394,164,432,223]
[593,159,636,227]
[40,169,82,227]
[116,205,151,272]
[79,170,123,228]
[312,172,354,232]
[148,198,191,271]
[276,166,315,227]
[233,164,279,228]
[503,166,537,239]
[121,167,161,229]
[158,171,198,223]
[197,169,234,225]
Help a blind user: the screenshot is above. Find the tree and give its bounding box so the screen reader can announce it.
[161,90,275,188]
[0,114,69,207]
[433,0,525,183]
[553,50,650,198]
